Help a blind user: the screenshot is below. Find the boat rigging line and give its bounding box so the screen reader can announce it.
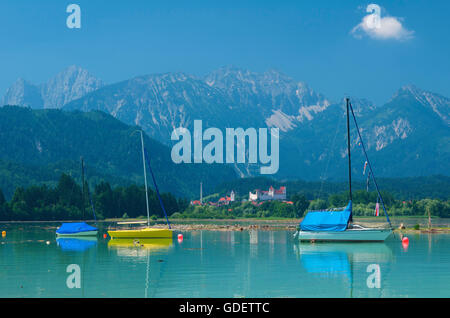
[348,100,392,229]
[140,131,171,230]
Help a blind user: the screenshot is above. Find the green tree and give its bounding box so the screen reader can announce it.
[308,199,328,211]
[292,193,310,217]
[94,181,117,218]
[0,188,11,221]
[56,173,82,209]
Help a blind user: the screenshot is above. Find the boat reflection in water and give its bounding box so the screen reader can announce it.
[107,238,173,257]
[294,242,394,297]
[56,237,98,252]
[107,238,173,298]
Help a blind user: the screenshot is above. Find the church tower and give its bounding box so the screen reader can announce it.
[230,190,235,202]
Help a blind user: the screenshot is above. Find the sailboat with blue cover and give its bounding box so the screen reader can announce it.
[56,158,98,237]
[294,98,393,242]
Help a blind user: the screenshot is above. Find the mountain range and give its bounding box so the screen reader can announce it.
[2,65,449,185]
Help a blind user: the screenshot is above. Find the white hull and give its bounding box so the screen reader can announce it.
[296,228,392,242]
[56,231,98,237]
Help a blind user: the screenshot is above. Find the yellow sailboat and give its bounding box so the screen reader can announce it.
[108,224,173,239]
[108,130,173,240]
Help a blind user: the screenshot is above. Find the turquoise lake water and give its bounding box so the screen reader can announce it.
[0,222,449,298]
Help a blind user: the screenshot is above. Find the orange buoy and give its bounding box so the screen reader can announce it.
[1,231,6,237]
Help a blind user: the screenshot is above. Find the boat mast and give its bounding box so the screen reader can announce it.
[81,156,86,220]
[142,139,172,229]
[140,130,151,227]
[346,98,352,202]
[83,162,98,225]
[346,98,353,223]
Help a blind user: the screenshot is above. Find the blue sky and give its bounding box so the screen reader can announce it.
[0,0,449,105]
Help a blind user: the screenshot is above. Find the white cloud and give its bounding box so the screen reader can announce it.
[351,6,414,41]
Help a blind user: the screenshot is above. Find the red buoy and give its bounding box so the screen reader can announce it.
[401,236,409,251]
[103,233,107,239]
[177,234,183,242]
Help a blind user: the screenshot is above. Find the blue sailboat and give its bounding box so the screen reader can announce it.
[294,98,393,242]
[56,222,98,237]
[56,158,98,237]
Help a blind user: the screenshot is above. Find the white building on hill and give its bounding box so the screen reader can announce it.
[249,186,286,201]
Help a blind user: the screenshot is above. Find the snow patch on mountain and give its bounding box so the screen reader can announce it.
[297,103,330,122]
[265,109,297,132]
[371,118,412,151]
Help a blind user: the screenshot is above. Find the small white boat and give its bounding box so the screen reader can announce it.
[295,224,392,242]
[56,222,98,237]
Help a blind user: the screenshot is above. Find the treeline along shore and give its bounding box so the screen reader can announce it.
[0,173,449,222]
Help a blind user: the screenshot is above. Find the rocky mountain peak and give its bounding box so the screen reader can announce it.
[1,65,104,109]
[391,84,450,126]
[42,65,104,109]
[1,78,44,108]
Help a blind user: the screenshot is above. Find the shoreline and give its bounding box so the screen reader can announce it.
[1,217,449,233]
[1,215,444,223]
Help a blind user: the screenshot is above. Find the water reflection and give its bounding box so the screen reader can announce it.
[56,237,98,252]
[107,238,173,298]
[294,242,394,297]
[107,238,173,257]
[300,249,352,279]
[3,222,449,297]
[294,242,394,264]
[249,230,258,258]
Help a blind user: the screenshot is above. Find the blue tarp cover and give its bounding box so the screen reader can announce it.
[56,222,98,234]
[57,238,97,251]
[300,201,352,232]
